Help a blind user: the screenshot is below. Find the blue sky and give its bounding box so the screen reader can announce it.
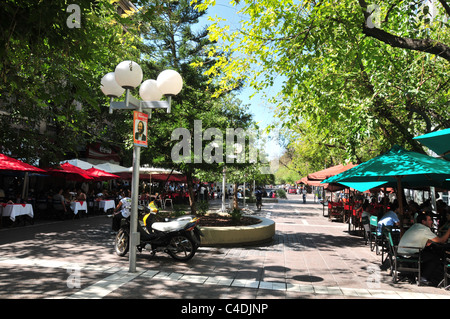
[197,1,285,159]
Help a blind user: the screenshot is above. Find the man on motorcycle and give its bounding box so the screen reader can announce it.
[112,189,132,231]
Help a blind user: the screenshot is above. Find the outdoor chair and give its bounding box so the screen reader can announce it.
[393,245,422,285]
[51,200,67,220]
[347,206,358,233]
[362,215,371,245]
[368,215,382,254]
[34,198,49,219]
[163,198,173,209]
[328,202,344,222]
[87,198,97,215]
[380,226,399,275]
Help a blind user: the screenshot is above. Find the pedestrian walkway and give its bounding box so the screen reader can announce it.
[0,194,448,300]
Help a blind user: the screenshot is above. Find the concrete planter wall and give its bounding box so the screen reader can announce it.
[199,216,275,246]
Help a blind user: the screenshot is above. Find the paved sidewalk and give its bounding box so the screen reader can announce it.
[0,194,449,301]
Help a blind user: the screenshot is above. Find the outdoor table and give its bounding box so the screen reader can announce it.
[1,203,34,222]
[70,201,87,215]
[99,200,115,213]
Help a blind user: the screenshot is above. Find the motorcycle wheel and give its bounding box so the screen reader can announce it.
[167,235,197,261]
[114,229,129,257]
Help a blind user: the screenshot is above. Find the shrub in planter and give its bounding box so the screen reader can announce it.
[230,207,243,224]
[276,189,287,199]
[197,200,209,216]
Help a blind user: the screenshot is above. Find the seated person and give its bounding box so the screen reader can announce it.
[438,210,450,236]
[52,189,68,214]
[76,189,87,201]
[377,201,400,235]
[398,212,450,286]
[360,201,371,232]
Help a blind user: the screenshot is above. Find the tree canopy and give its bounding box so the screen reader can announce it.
[195,0,450,170]
[0,0,144,164]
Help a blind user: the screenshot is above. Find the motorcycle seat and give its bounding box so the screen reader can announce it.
[152,219,189,232]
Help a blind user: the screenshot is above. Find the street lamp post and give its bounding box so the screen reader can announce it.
[221,166,226,212]
[101,60,182,273]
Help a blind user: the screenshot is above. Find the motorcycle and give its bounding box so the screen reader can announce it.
[114,201,203,261]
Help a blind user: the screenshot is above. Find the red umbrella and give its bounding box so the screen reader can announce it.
[297,163,358,191]
[45,162,94,181]
[307,163,357,180]
[0,154,46,173]
[85,167,120,181]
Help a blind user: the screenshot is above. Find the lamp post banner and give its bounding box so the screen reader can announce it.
[133,111,148,147]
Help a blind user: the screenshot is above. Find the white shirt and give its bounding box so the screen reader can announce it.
[119,197,132,218]
[397,223,436,255]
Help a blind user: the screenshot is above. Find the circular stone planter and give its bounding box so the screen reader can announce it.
[199,216,275,246]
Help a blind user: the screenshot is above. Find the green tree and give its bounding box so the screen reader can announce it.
[0,0,141,164]
[122,0,256,213]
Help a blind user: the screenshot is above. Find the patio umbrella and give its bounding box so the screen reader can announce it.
[94,162,129,174]
[63,158,101,170]
[0,154,46,173]
[322,145,450,216]
[322,145,450,187]
[298,163,358,192]
[413,128,450,161]
[0,154,48,200]
[85,167,120,181]
[45,163,94,181]
[307,163,358,180]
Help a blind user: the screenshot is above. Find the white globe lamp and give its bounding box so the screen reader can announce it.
[100,72,125,97]
[156,69,183,95]
[114,60,143,89]
[139,79,163,101]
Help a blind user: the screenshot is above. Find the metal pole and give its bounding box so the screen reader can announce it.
[243,180,246,208]
[222,167,226,212]
[128,93,141,273]
[129,144,141,272]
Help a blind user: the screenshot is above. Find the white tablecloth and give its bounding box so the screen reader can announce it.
[70,201,87,215]
[1,204,34,221]
[99,200,115,212]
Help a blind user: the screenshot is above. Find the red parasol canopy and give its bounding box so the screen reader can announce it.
[0,154,46,173]
[297,163,358,192]
[45,162,94,181]
[85,167,120,181]
[307,163,357,180]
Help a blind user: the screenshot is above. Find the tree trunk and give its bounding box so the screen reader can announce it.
[186,170,196,215]
[233,182,239,209]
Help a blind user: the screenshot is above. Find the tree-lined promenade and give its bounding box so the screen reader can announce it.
[1,0,449,211]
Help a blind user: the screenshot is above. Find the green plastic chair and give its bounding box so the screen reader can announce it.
[368,215,382,254]
[380,226,399,275]
[393,245,422,285]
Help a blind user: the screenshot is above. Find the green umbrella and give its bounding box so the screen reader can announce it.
[322,145,450,216]
[323,145,450,188]
[413,128,450,161]
[337,181,389,192]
